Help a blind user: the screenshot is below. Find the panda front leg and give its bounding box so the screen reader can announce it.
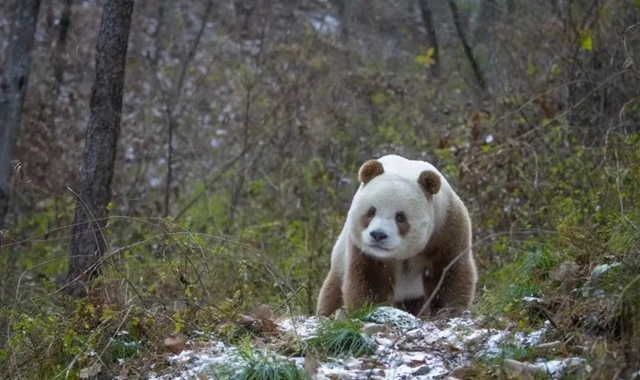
[316,269,344,317]
[429,253,477,316]
[342,244,391,313]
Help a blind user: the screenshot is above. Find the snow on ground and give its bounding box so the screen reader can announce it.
[149,306,584,380]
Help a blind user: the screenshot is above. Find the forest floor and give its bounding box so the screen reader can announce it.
[148,305,592,380]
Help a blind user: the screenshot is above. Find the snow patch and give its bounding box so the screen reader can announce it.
[365,306,421,329]
[149,307,586,380]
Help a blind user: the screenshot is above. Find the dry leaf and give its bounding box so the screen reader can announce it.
[115,364,129,380]
[334,307,348,320]
[240,304,278,335]
[79,363,101,379]
[164,335,187,355]
[304,352,319,377]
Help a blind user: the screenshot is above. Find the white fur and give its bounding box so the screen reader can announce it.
[331,155,453,282]
[390,256,426,302]
[350,177,430,260]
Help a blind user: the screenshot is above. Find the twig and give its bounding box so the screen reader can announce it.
[418,229,555,317]
[160,0,214,217]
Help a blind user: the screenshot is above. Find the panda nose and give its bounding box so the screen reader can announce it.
[370,230,388,242]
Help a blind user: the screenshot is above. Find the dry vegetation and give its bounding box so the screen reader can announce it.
[0,0,639,378]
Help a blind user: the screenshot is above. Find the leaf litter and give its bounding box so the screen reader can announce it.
[149,306,587,380]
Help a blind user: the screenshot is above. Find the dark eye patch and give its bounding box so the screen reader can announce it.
[366,207,376,218]
[361,206,376,229]
[396,211,411,236]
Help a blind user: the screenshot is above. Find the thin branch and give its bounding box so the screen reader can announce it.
[418,229,555,317]
[447,0,487,91]
[162,0,214,217]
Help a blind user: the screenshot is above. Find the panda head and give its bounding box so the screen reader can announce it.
[349,159,442,261]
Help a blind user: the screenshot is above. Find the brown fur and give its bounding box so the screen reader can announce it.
[316,194,477,317]
[360,207,376,229]
[358,160,384,184]
[418,170,441,195]
[316,270,344,317]
[396,212,411,236]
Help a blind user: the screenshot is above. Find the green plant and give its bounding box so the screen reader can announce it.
[208,339,307,380]
[307,318,376,358]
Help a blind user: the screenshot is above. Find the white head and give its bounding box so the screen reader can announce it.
[348,159,442,261]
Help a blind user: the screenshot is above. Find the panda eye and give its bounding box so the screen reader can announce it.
[395,212,407,223]
[366,207,376,218]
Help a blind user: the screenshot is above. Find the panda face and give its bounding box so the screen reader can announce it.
[349,176,435,261]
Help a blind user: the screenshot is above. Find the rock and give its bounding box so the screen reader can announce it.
[549,261,579,282]
[591,263,620,277]
[412,365,431,376]
[365,306,420,329]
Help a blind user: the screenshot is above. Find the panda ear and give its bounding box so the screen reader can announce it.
[358,160,384,184]
[418,170,441,195]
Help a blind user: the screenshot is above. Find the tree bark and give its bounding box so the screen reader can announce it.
[477,0,499,92]
[418,0,439,75]
[65,0,134,296]
[447,0,487,91]
[0,0,42,232]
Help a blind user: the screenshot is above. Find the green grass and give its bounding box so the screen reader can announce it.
[307,317,376,358]
[207,340,307,380]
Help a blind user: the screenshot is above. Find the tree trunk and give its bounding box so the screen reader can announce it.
[0,0,42,233]
[447,0,487,91]
[418,0,439,75]
[477,0,499,93]
[65,0,134,296]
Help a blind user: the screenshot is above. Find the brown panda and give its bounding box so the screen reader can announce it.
[316,154,477,317]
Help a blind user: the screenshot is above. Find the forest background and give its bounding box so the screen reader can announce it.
[0,0,639,378]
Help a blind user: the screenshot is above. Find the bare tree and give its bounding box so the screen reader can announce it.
[447,0,487,91]
[418,0,439,75]
[65,0,134,296]
[159,0,214,217]
[0,0,42,233]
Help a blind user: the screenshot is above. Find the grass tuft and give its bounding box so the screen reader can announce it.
[307,318,376,358]
[206,339,307,380]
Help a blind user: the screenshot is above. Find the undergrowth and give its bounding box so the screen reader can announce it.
[1,1,639,378]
